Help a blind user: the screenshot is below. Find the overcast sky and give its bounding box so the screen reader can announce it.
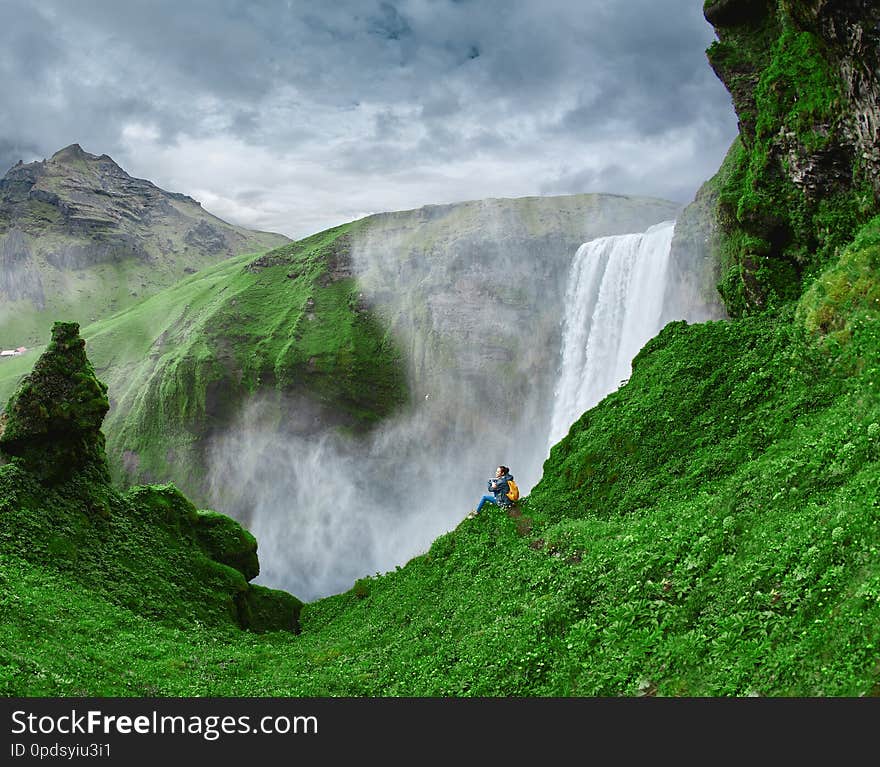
[1,0,737,239]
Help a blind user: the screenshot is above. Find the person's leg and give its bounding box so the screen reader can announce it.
[476,495,497,514]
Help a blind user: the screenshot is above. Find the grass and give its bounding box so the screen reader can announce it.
[2,3,878,694]
[0,224,408,501]
[2,220,878,696]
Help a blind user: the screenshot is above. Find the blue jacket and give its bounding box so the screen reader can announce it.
[488,473,514,506]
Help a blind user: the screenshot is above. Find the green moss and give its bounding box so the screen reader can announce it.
[195,510,259,582]
[237,584,303,634]
[0,322,109,483]
[797,215,880,374]
[59,223,409,499]
[754,26,841,140]
[0,330,300,644]
[708,8,879,316]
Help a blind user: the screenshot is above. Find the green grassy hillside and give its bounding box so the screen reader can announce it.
[0,324,301,695]
[0,223,407,498]
[2,221,878,695]
[2,1,879,698]
[2,236,878,697]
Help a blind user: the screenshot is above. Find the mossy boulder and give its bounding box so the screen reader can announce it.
[127,485,262,586]
[195,510,260,582]
[0,321,109,483]
[125,483,199,527]
[236,583,303,634]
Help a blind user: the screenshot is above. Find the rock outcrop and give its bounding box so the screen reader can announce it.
[701,0,880,315]
[0,322,301,632]
[0,321,109,483]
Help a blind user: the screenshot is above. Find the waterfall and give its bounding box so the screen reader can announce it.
[547,220,676,448]
[208,212,693,601]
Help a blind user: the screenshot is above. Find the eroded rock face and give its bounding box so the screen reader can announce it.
[349,195,684,443]
[663,178,729,327]
[0,227,44,307]
[0,144,289,344]
[703,0,880,315]
[0,321,109,482]
[797,1,880,194]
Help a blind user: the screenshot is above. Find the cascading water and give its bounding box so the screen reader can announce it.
[547,220,676,448]
[209,209,711,602]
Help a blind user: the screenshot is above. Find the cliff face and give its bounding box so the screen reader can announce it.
[0,144,289,345]
[701,0,880,315]
[0,227,44,308]
[350,194,684,445]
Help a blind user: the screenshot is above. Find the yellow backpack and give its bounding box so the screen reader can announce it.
[506,479,520,503]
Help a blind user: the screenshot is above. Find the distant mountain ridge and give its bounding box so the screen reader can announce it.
[0,144,289,345]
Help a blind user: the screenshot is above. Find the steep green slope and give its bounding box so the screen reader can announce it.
[0,223,407,498]
[0,324,301,695]
[95,222,406,495]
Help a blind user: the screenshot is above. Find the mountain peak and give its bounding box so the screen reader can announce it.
[49,143,123,172]
[50,143,89,161]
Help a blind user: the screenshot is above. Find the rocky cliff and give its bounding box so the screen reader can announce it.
[0,144,289,345]
[350,194,685,448]
[700,0,880,315]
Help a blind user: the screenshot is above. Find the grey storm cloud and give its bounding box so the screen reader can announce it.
[0,0,737,237]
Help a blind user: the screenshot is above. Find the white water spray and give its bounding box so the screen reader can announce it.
[547,220,676,448]
[208,210,712,603]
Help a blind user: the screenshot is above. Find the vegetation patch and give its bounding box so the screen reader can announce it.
[707,7,879,314]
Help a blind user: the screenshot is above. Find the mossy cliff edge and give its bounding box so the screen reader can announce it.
[700,0,880,315]
[0,323,302,636]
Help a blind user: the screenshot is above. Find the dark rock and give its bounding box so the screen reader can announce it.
[185,220,230,254]
[195,510,260,581]
[235,584,303,634]
[704,0,772,28]
[45,235,150,270]
[801,0,880,194]
[0,321,110,483]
